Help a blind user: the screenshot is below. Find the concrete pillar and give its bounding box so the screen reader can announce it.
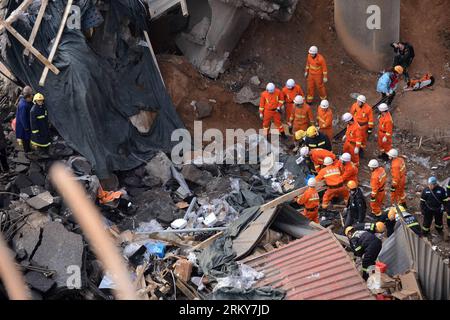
[334,0,400,72]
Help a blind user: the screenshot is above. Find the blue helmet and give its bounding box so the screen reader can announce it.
[428,177,437,185]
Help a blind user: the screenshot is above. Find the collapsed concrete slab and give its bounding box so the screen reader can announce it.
[32,222,84,288]
[176,0,298,78]
[145,151,173,186]
[12,212,51,259]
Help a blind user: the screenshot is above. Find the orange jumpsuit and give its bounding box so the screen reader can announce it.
[259,89,284,135]
[391,157,407,205]
[343,122,363,165]
[296,187,320,223]
[316,163,349,209]
[290,103,314,133]
[338,160,359,185]
[370,167,387,216]
[378,112,393,153]
[282,84,305,125]
[317,107,333,141]
[350,102,374,149]
[310,148,336,172]
[305,53,328,103]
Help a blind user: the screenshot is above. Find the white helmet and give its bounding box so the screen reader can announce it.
[323,157,334,166]
[266,83,276,93]
[294,95,304,105]
[368,159,380,168]
[307,178,317,188]
[340,153,351,162]
[357,95,366,103]
[309,46,318,55]
[286,79,295,89]
[378,103,389,112]
[387,149,398,158]
[320,100,329,109]
[342,112,353,123]
[300,146,309,157]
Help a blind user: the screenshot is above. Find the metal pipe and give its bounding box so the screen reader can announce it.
[136,227,227,235]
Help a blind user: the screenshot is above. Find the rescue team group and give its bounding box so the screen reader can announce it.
[258,45,449,279]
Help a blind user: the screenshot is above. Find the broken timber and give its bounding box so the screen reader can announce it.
[24,0,49,56]
[0,0,34,33]
[39,0,73,86]
[0,19,59,75]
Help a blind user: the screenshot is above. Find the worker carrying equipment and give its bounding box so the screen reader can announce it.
[301,147,336,173]
[388,149,407,207]
[305,46,328,103]
[338,153,359,185]
[349,95,374,152]
[420,177,447,236]
[377,66,403,106]
[342,113,363,165]
[282,79,305,132]
[30,93,51,150]
[369,159,387,217]
[344,180,367,228]
[317,100,333,141]
[346,228,382,280]
[289,96,314,133]
[377,103,393,161]
[315,158,349,209]
[304,125,332,151]
[259,83,286,137]
[296,177,320,223]
[385,206,421,237]
[404,73,434,91]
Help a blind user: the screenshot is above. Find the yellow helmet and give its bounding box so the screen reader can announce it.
[394,65,404,74]
[347,180,358,190]
[375,222,386,233]
[306,126,318,138]
[388,207,397,221]
[295,130,306,141]
[33,93,45,103]
[345,226,354,237]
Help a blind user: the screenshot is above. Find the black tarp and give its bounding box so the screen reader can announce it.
[2,0,184,178]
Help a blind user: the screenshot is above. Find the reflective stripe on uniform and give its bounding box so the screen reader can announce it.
[32,130,39,133]
[407,222,419,227]
[31,141,50,147]
[355,246,362,252]
[37,115,46,119]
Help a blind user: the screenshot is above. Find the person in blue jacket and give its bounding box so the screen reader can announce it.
[376,65,403,106]
[15,86,34,153]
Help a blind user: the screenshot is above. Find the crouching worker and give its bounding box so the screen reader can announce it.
[30,93,51,155]
[354,222,386,235]
[295,177,320,223]
[344,181,366,228]
[385,205,421,237]
[345,226,382,280]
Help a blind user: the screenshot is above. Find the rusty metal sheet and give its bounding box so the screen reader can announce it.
[243,229,374,300]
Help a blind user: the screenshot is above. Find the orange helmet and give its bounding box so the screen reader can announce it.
[347,180,358,190]
[376,222,386,233]
[394,65,404,74]
[388,207,397,221]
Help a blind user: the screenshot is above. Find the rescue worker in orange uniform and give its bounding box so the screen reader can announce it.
[338,153,359,185]
[349,95,374,157]
[304,46,328,103]
[295,177,320,223]
[315,156,350,209]
[259,83,286,138]
[377,103,393,161]
[341,113,363,166]
[300,146,336,173]
[282,79,305,133]
[387,148,407,207]
[289,95,314,134]
[368,159,387,218]
[317,99,333,142]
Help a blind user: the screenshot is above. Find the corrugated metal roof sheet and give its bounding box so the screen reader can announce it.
[243,229,374,300]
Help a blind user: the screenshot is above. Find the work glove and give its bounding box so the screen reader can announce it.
[354,147,359,154]
[382,136,387,143]
[342,135,346,142]
[259,113,264,120]
[323,78,328,83]
[304,72,308,78]
[276,107,282,114]
[367,129,372,135]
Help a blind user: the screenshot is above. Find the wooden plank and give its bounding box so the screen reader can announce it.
[0,0,34,33]
[24,0,49,56]
[191,231,224,251]
[143,30,165,87]
[0,61,16,80]
[39,0,73,86]
[0,19,60,75]
[180,0,189,16]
